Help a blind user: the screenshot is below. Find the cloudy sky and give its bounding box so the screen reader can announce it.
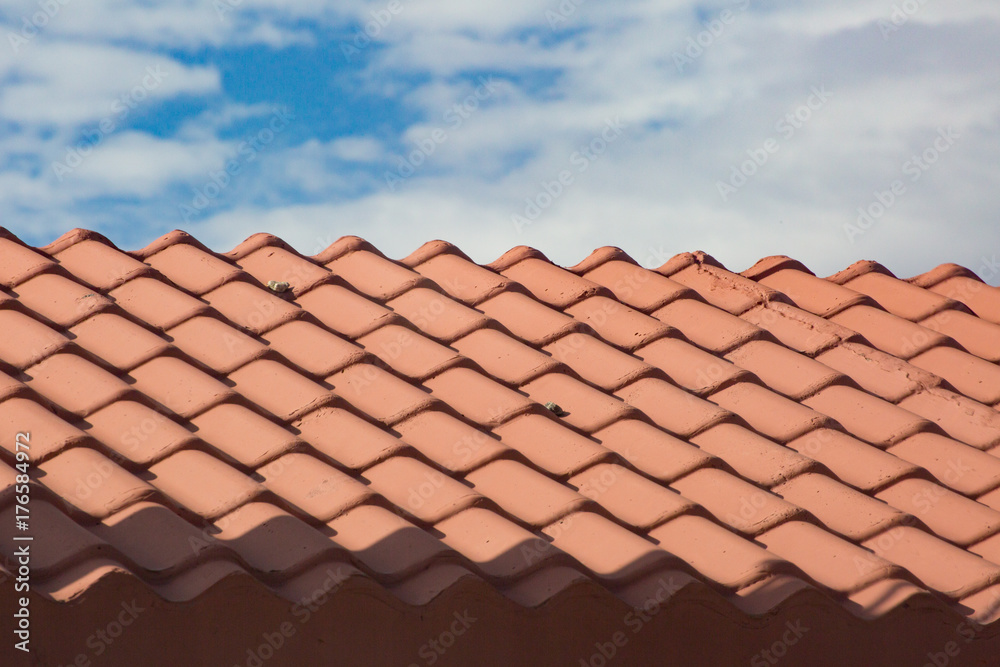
[1,0,998,281]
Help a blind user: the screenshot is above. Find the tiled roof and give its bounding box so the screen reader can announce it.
[3,228,1000,664]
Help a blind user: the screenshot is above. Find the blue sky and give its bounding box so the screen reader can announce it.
[1,0,999,282]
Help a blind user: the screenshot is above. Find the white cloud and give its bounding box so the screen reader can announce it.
[1,1,1000,284]
[0,42,219,126]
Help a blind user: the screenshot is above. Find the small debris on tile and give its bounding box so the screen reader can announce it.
[544,401,566,417]
[266,280,291,293]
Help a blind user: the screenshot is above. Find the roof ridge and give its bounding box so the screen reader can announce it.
[741,255,816,280]
[825,259,896,285]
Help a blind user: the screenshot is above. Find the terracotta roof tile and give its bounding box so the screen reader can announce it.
[753,265,868,317]
[37,447,155,519]
[784,428,920,492]
[496,255,610,309]
[0,235,57,287]
[467,459,590,527]
[327,504,451,580]
[875,478,1000,546]
[0,499,106,574]
[128,355,233,418]
[88,400,196,465]
[189,402,298,468]
[648,514,796,591]
[167,315,266,374]
[292,406,409,470]
[897,389,1000,450]
[327,363,434,425]
[543,511,677,584]
[263,319,365,377]
[144,241,243,294]
[236,245,332,295]
[772,472,910,541]
[477,290,582,345]
[408,249,510,305]
[923,272,1000,325]
[757,521,902,594]
[568,462,697,529]
[689,423,816,487]
[392,409,508,472]
[919,309,1000,363]
[211,502,344,574]
[109,277,209,330]
[887,432,1000,497]
[668,261,780,315]
[256,452,374,522]
[861,526,1000,599]
[581,259,693,312]
[635,336,750,395]
[51,237,151,291]
[802,385,932,447]
[7,230,1000,664]
[724,340,844,400]
[89,500,219,575]
[651,298,764,353]
[494,413,613,477]
[522,371,633,432]
[296,283,400,338]
[836,269,956,322]
[710,382,829,442]
[357,324,462,381]
[543,332,653,391]
[435,506,560,581]
[362,455,483,524]
[325,248,430,301]
[201,280,299,334]
[814,342,938,402]
[451,327,560,385]
[907,346,1000,405]
[0,309,70,369]
[386,287,490,342]
[830,305,948,359]
[563,296,675,351]
[14,272,113,327]
[71,312,171,371]
[740,301,857,355]
[592,418,716,482]
[0,398,88,461]
[670,468,803,536]
[616,377,732,437]
[146,449,262,520]
[25,352,133,416]
[228,358,334,421]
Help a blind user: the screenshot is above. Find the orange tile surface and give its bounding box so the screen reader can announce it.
[3,228,1000,656]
